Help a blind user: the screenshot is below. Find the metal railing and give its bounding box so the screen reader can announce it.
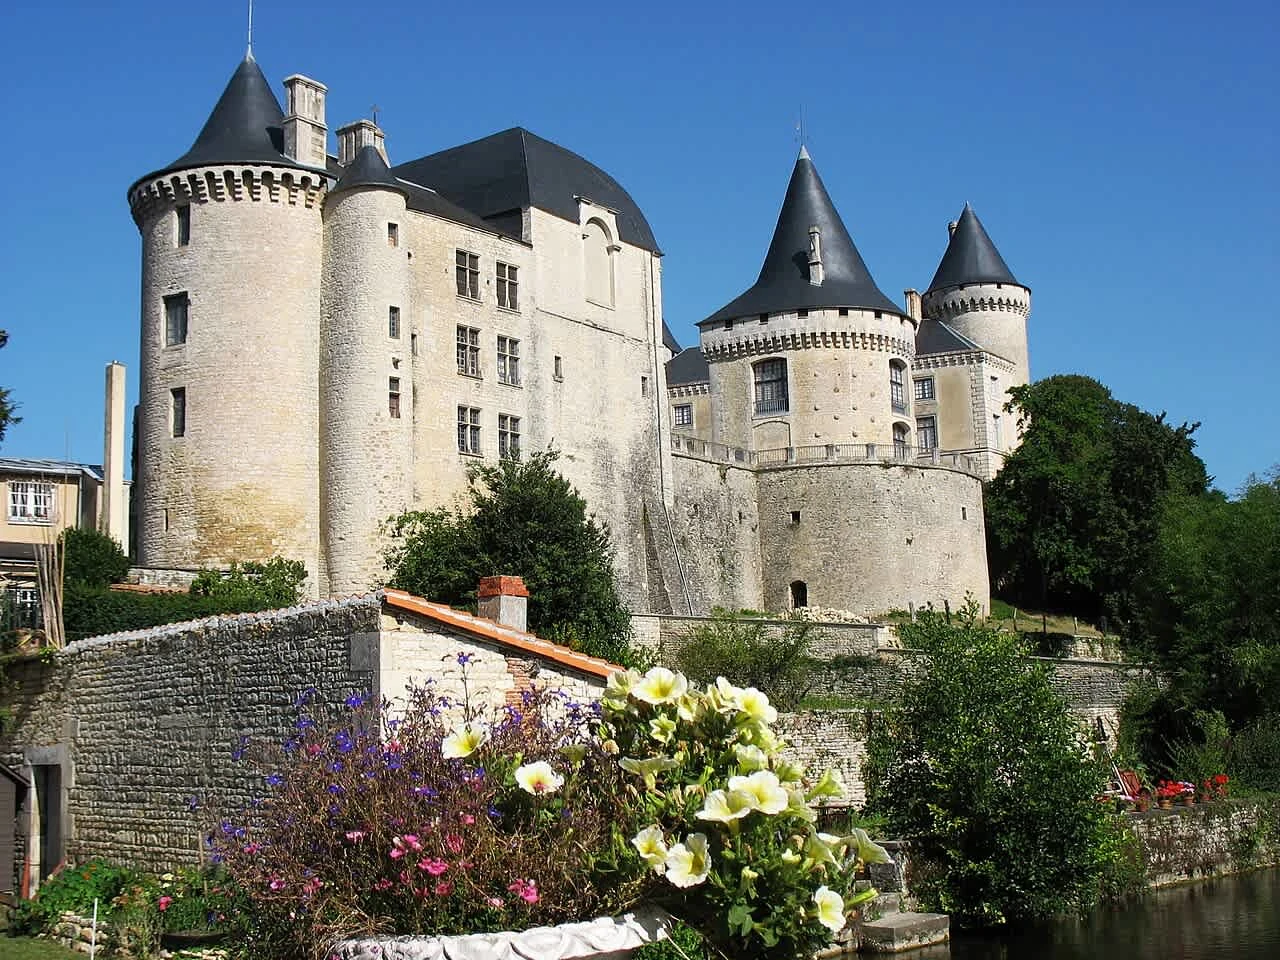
[669,435,980,476]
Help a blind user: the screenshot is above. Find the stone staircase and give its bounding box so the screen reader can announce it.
[858,842,949,954]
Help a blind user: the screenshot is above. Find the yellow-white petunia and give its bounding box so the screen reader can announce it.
[774,759,806,784]
[803,831,838,869]
[649,715,678,744]
[664,833,711,888]
[631,825,669,872]
[812,885,847,934]
[696,788,756,823]
[514,760,564,795]
[728,770,790,815]
[806,768,845,802]
[557,743,587,764]
[786,788,818,822]
[676,692,705,723]
[733,744,768,772]
[441,722,489,759]
[708,677,742,714]
[736,686,778,724]
[632,668,688,706]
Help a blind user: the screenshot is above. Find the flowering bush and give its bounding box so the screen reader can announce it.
[212,660,883,960]
[601,668,888,960]
[1201,774,1229,800]
[1155,780,1195,801]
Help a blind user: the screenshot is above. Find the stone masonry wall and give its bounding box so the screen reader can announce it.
[776,710,870,806]
[668,456,764,613]
[1127,797,1280,887]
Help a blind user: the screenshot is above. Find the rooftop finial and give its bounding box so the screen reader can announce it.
[795,105,808,155]
[246,0,254,60]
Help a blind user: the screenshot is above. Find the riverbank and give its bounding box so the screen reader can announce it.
[1123,795,1280,888]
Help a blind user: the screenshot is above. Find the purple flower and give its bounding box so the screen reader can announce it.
[186,795,200,811]
[328,784,344,795]
[345,691,369,709]
[413,786,438,799]
[296,716,316,731]
[327,761,344,773]
[231,736,248,761]
[456,652,475,666]
[265,773,284,787]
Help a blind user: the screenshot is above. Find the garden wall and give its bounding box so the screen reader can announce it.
[1127,797,1280,887]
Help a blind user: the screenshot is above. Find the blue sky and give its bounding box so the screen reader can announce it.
[0,0,1275,493]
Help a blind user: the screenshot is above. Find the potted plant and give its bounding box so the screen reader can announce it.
[155,867,244,950]
[211,662,888,960]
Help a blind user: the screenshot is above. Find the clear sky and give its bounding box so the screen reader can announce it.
[0,0,1275,493]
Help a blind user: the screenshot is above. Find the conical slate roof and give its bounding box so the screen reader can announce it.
[927,203,1018,292]
[701,148,900,325]
[160,55,299,175]
[332,145,407,196]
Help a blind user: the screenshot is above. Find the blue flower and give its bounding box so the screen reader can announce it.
[327,761,344,774]
[265,773,284,787]
[231,736,248,761]
[294,686,317,708]
[345,691,368,709]
[296,716,316,731]
[327,783,344,795]
[186,795,200,811]
[456,652,474,666]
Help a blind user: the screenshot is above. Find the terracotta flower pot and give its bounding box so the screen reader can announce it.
[1158,799,1173,810]
[1181,795,1195,807]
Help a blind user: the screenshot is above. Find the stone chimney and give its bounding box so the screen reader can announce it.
[477,576,529,632]
[337,119,388,166]
[101,361,128,546]
[283,74,328,168]
[947,220,958,239]
[808,224,823,286]
[904,289,923,321]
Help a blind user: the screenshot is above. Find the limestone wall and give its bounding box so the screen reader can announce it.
[669,455,763,613]
[1127,797,1280,887]
[756,462,989,615]
[776,710,870,805]
[922,281,1031,386]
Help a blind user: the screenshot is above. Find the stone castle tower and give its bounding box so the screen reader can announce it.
[126,52,1028,618]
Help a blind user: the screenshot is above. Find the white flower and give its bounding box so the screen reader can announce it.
[514,760,564,795]
[803,831,838,868]
[710,676,743,713]
[806,768,845,802]
[728,770,790,815]
[630,825,669,872]
[696,788,756,823]
[649,715,678,744]
[774,759,806,784]
[664,833,711,888]
[737,686,778,724]
[441,722,488,759]
[733,744,768,772]
[632,668,688,705]
[812,885,846,934]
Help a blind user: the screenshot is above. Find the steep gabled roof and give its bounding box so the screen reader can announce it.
[701,148,900,325]
[927,203,1019,293]
[661,322,681,355]
[393,128,660,253]
[665,347,709,386]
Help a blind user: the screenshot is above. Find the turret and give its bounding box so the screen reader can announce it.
[320,142,412,594]
[127,55,325,591]
[697,147,918,452]
[921,204,1031,384]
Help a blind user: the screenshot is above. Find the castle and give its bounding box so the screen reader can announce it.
[128,52,1030,616]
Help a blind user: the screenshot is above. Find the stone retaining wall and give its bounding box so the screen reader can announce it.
[1127,797,1280,887]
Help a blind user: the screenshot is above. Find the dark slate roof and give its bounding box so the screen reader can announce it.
[392,128,660,253]
[395,178,513,236]
[331,146,407,196]
[915,318,987,357]
[927,203,1019,292]
[700,148,900,326]
[0,458,103,481]
[662,322,681,355]
[666,347,710,386]
[152,56,303,179]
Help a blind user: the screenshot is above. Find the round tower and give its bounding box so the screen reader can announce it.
[920,203,1031,385]
[698,147,919,452]
[128,55,326,591]
[320,141,412,595]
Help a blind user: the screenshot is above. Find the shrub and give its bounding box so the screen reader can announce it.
[62,527,129,588]
[672,612,815,710]
[864,606,1115,927]
[1231,714,1280,792]
[10,859,138,936]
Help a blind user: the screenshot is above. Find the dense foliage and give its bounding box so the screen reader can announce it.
[985,375,1209,623]
[0,330,18,447]
[384,451,633,664]
[62,558,307,641]
[864,608,1116,927]
[672,612,816,710]
[211,663,879,960]
[62,527,130,588]
[10,859,137,936]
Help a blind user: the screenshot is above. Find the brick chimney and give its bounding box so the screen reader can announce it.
[477,576,529,632]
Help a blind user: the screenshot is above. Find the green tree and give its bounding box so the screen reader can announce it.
[864,607,1116,927]
[984,374,1208,622]
[62,527,130,588]
[384,450,634,665]
[0,330,19,446]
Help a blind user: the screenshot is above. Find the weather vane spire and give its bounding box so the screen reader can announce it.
[247,0,255,59]
[795,106,808,154]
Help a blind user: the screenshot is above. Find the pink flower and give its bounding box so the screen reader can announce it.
[434,881,453,896]
[486,896,503,908]
[387,740,402,752]
[390,834,423,859]
[243,842,262,855]
[373,878,393,892]
[507,879,539,904]
[403,834,423,851]
[303,877,324,896]
[305,743,323,757]
[419,858,449,876]
[157,896,173,911]
[460,814,476,826]
[268,877,286,891]
[445,834,464,854]
[346,830,367,843]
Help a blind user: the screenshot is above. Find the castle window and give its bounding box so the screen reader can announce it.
[641,376,649,397]
[496,262,519,311]
[724,320,734,331]
[789,580,808,609]
[171,388,187,438]
[498,414,521,460]
[838,308,849,317]
[387,222,399,248]
[457,406,481,455]
[753,358,788,415]
[175,205,191,247]
[797,309,808,318]
[497,336,521,385]
[388,377,402,419]
[993,413,1003,448]
[583,219,615,307]
[889,360,907,413]
[790,511,801,525]
[410,333,418,356]
[553,356,563,381]
[456,326,481,377]
[916,415,937,451]
[914,377,935,401]
[455,249,481,300]
[164,293,189,346]
[893,422,910,458]
[673,404,693,427]
[8,481,54,524]
[388,306,401,339]
[758,314,768,324]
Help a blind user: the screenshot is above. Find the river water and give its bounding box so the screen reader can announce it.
[907,868,1280,960]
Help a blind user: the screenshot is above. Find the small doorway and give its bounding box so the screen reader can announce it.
[32,764,63,884]
[789,580,808,609]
